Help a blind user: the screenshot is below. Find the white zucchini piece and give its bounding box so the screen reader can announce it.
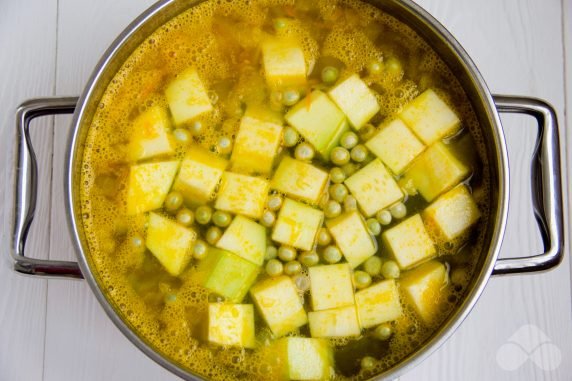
[271,156,329,205]
[165,67,213,125]
[355,279,403,328]
[127,106,175,162]
[261,37,307,90]
[215,172,269,219]
[309,264,355,311]
[272,198,324,251]
[328,74,380,130]
[216,215,267,266]
[308,305,361,338]
[326,211,376,268]
[126,161,179,215]
[208,303,256,348]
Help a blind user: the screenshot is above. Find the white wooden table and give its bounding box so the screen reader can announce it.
[1,1,570,380]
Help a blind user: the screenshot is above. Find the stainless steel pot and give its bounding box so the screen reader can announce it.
[10,0,564,380]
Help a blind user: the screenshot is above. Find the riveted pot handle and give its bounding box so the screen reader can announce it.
[12,97,83,279]
[492,95,564,275]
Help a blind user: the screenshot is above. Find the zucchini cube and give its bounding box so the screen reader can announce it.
[399,260,448,325]
[344,159,403,217]
[402,142,469,202]
[208,303,256,348]
[250,276,308,337]
[423,185,481,243]
[215,172,269,219]
[271,156,329,205]
[272,198,324,251]
[231,106,283,175]
[326,211,376,268]
[127,106,175,162]
[309,264,355,311]
[263,338,333,381]
[285,90,346,158]
[355,279,403,328]
[172,145,228,205]
[126,161,179,215]
[308,305,361,338]
[216,215,267,266]
[365,118,425,175]
[382,214,436,270]
[399,89,461,145]
[328,74,380,130]
[196,247,260,303]
[261,37,307,90]
[146,212,197,276]
[165,67,213,126]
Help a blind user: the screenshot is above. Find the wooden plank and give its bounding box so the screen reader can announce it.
[401,0,572,380]
[0,1,57,380]
[43,1,175,380]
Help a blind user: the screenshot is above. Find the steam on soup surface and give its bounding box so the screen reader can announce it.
[81,0,490,379]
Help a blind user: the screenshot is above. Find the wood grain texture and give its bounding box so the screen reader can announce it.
[0,0,569,380]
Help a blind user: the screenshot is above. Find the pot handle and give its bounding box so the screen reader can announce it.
[492,95,564,275]
[11,97,83,279]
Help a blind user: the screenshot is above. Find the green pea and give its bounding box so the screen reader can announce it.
[363,256,382,276]
[282,89,301,106]
[295,142,315,161]
[361,356,376,370]
[381,260,400,279]
[164,191,183,213]
[173,128,191,144]
[274,18,288,31]
[373,323,392,340]
[193,240,208,259]
[267,195,283,211]
[329,184,348,203]
[266,259,284,277]
[324,200,342,218]
[317,227,332,246]
[212,211,231,227]
[390,202,407,219]
[330,147,350,165]
[330,167,346,184]
[206,226,222,245]
[366,218,381,236]
[350,144,368,163]
[342,162,358,176]
[195,206,213,225]
[376,210,392,225]
[354,270,372,289]
[176,208,194,226]
[283,127,299,147]
[385,57,403,77]
[278,246,297,262]
[343,195,358,212]
[323,245,342,264]
[260,210,276,227]
[340,131,359,149]
[299,251,320,267]
[321,66,339,84]
[130,234,145,252]
[217,136,233,155]
[265,246,278,260]
[359,124,376,141]
[284,260,302,276]
[189,120,204,135]
[293,273,310,291]
[367,60,383,76]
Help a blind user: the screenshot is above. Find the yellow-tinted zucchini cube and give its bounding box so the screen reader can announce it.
[231,106,283,175]
[308,305,361,338]
[195,248,260,302]
[365,118,425,175]
[382,214,436,270]
[400,89,460,145]
[208,303,256,348]
[272,198,324,251]
[344,159,403,217]
[423,185,481,243]
[172,145,228,205]
[215,172,269,219]
[216,215,266,266]
[402,142,469,202]
[399,260,448,325]
[328,74,380,130]
[271,156,329,205]
[250,276,308,337]
[126,161,179,215]
[309,264,355,311]
[146,212,197,276]
[285,91,346,157]
[355,279,402,328]
[165,67,213,126]
[127,106,175,162]
[326,211,376,268]
[262,38,307,90]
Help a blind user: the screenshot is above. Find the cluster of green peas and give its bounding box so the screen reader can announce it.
[171,119,234,156]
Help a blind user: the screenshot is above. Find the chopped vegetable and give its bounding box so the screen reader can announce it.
[272,198,324,251]
[127,106,175,162]
[216,215,267,266]
[326,211,376,268]
[271,156,328,205]
[208,303,256,348]
[215,172,270,219]
[309,264,355,311]
[165,67,213,125]
[126,161,179,215]
[355,279,403,328]
[328,74,380,130]
[308,305,361,338]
